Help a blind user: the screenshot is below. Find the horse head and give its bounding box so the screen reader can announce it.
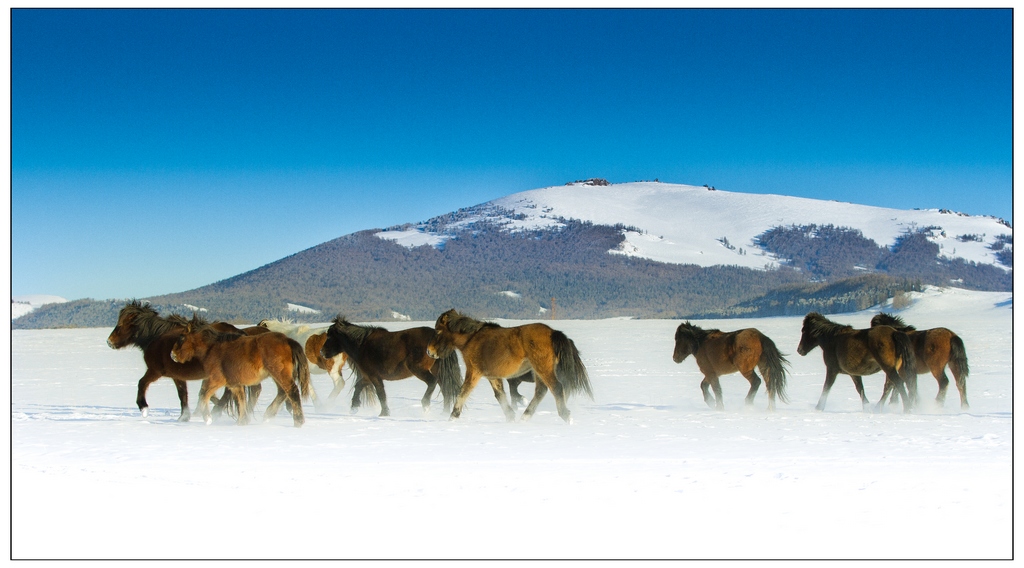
[321,316,359,360]
[425,327,455,360]
[434,309,457,332]
[107,300,160,349]
[169,316,209,364]
[797,312,827,356]
[672,322,700,363]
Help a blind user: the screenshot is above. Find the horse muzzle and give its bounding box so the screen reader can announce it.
[425,346,439,360]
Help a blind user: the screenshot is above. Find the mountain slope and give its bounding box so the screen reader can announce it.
[379,181,1012,272]
[14,181,1012,328]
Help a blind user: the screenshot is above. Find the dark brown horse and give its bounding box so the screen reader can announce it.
[673,322,790,411]
[871,313,970,409]
[170,319,311,427]
[319,317,462,417]
[106,301,257,421]
[797,312,917,412]
[426,309,593,423]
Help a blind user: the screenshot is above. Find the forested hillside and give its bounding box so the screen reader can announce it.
[15,216,1008,328]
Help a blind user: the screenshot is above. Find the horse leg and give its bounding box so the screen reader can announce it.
[507,378,525,410]
[135,369,163,418]
[815,368,840,411]
[486,378,517,422]
[372,380,390,417]
[877,371,911,413]
[172,379,191,422]
[699,376,716,409]
[741,369,762,407]
[851,375,870,410]
[231,386,250,425]
[520,380,549,422]
[932,367,950,407]
[263,384,289,421]
[350,379,366,415]
[548,378,572,424]
[413,370,439,413]
[196,380,217,425]
[450,368,484,420]
[709,376,725,411]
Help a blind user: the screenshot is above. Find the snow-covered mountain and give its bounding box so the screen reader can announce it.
[378,181,1011,272]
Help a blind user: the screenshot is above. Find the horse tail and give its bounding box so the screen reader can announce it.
[435,350,464,412]
[552,331,593,400]
[758,334,790,405]
[290,339,312,401]
[352,367,380,408]
[892,331,917,384]
[948,334,970,380]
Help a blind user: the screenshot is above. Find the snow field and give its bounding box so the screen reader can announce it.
[10,287,1012,560]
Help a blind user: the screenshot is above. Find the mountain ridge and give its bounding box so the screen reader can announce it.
[14,181,1012,328]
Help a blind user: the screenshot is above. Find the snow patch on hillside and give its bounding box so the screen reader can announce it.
[376,182,1012,272]
[11,295,67,319]
[287,303,320,314]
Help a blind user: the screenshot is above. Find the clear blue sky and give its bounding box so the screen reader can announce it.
[12,8,1012,301]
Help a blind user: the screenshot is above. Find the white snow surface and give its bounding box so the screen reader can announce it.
[11,287,1012,560]
[378,182,1012,271]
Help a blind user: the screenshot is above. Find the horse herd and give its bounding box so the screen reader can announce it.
[106,300,970,427]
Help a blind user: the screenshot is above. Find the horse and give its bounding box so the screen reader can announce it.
[319,317,462,417]
[258,319,349,409]
[106,300,255,421]
[426,309,593,423]
[796,312,918,412]
[170,318,311,427]
[672,322,790,411]
[871,313,970,409]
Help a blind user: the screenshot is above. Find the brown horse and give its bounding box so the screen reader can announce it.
[319,317,462,417]
[304,331,349,403]
[106,301,257,421]
[426,309,593,423]
[170,320,311,427]
[797,312,917,412]
[673,322,790,411]
[871,313,970,409]
[258,319,349,410]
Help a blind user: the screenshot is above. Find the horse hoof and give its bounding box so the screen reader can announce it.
[141,407,149,418]
[204,416,213,425]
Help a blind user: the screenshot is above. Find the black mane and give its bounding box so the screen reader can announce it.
[329,315,382,345]
[674,321,718,347]
[117,300,185,350]
[801,312,853,340]
[871,312,916,331]
[440,309,500,335]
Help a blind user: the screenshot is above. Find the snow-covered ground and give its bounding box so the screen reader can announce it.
[378,182,1012,273]
[11,287,1011,560]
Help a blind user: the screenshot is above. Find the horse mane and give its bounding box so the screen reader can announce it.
[802,312,853,339]
[191,322,245,343]
[871,312,916,331]
[118,301,189,350]
[442,310,500,335]
[675,321,718,347]
[329,316,382,345]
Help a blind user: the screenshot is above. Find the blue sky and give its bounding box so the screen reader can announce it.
[12,8,1012,301]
